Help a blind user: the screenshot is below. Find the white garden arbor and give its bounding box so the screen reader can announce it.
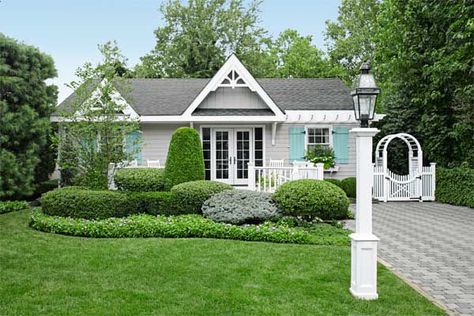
[373,133,435,202]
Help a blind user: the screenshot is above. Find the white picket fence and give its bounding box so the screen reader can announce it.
[373,163,436,202]
[248,162,324,193]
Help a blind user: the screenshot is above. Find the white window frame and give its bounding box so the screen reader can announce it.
[304,125,333,152]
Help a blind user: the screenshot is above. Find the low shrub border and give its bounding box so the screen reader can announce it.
[29,209,350,246]
[170,180,233,214]
[41,188,177,219]
[340,177,356,198]
[0,201,30,214]
[436,167,474,208]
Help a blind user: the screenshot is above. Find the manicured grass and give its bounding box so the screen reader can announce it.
[0,211,445,316]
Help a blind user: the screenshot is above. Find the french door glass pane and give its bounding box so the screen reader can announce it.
[236,131,250,179]
[202,128,211,180]
[215,131,229,179]
[254,128,263,167]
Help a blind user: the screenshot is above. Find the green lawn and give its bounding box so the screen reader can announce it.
[1,211,445,316]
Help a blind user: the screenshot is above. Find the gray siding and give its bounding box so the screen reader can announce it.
[198,87,268,110]
[140,121,357,179]
[140,123,187,165]
[265,122,358,179]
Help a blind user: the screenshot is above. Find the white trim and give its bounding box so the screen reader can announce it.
[139,115,284,123]
[182,54,286,120]
[304,125,333,151]
[286,110,384,123]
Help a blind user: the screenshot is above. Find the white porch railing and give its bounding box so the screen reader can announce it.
[248,162,324,193]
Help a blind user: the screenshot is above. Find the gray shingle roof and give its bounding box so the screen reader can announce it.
[55,78,352,116]
[192,108,275,116]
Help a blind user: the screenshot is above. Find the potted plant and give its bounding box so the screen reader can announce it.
[305,145,336,169]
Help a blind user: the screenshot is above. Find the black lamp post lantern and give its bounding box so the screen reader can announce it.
[351,63,380,128]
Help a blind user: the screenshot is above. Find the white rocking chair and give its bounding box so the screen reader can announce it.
[147,160,161,168]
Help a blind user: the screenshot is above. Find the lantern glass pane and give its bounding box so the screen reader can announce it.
[359,95,371,116]
[352,95,360,119]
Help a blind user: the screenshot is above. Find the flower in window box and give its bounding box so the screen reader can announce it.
[305,145,336,169]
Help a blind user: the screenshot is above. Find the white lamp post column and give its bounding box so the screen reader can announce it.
[350,127,379,300]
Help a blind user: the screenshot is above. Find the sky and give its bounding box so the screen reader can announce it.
[0,0,341,103]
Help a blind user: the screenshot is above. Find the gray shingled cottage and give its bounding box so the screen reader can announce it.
[53,54,382,185]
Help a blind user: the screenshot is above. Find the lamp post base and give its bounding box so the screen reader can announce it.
[349,233,379,300]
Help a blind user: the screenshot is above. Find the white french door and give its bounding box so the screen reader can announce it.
[213,128,252,185]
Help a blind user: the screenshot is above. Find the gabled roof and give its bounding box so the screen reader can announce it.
[56,78,353,116]
[55,54,353,118]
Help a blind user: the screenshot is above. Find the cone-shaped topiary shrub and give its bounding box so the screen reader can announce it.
[164,127,205,190]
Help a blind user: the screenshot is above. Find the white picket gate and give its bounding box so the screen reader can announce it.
[248,162,324,193]
[373,133,435,202]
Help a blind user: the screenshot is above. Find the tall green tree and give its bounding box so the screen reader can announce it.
[134,0,271,78]
[375,0,474,168]
[58,41,140,188]
[325,0,380,83]
[269,29,344,78]
[0,34,57,199]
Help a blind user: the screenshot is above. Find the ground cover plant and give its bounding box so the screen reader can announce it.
[0,201,30,214]
[0,210,445,315]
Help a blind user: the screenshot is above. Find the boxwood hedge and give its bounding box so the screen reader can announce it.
[340,177,356,198]
[436,167,474,208]
[41,188,176,219]
[114,168,165,192]
[170,180,233,214]
[273,179,349,220]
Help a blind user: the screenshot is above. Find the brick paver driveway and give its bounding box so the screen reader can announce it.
[349,202,474,316]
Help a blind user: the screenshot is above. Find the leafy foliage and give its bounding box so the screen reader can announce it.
[114,168,165,192]
[170,180,233,214]
[436,167,474,208]
[202,190,281,225]
[324,178,344,190]
[57,41,140,189]
[374,0,474,168]
[41,188,137,219]
[0,34,57,199]
[340,177,356,198]
[30,210,318,245]
[325,0,380,83]
[134,0,271,78]
[273,179,349,220]
[164,127,205,190]
[126,191,175,215]
[0,201,30,214]
[305,145,336,169]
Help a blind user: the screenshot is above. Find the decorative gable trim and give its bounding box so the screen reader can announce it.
[182,54,286,121]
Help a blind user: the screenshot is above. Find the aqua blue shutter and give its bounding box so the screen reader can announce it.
[126,131,143,165]
[333,127,349,164]
[289,127,306,162]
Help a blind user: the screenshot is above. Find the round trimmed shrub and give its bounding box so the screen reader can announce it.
[170,180,233,214]
[114,168,165,192]
[341,177,356,198]
[273,179,349,220]
[164,127,205,190]
[41,188,135,219]
[202,190,281,225]
[324,178,343,190]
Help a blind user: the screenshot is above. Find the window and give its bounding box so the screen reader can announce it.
[202,128,211,180]
[306,127,331,151]
[254,127,263,167]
